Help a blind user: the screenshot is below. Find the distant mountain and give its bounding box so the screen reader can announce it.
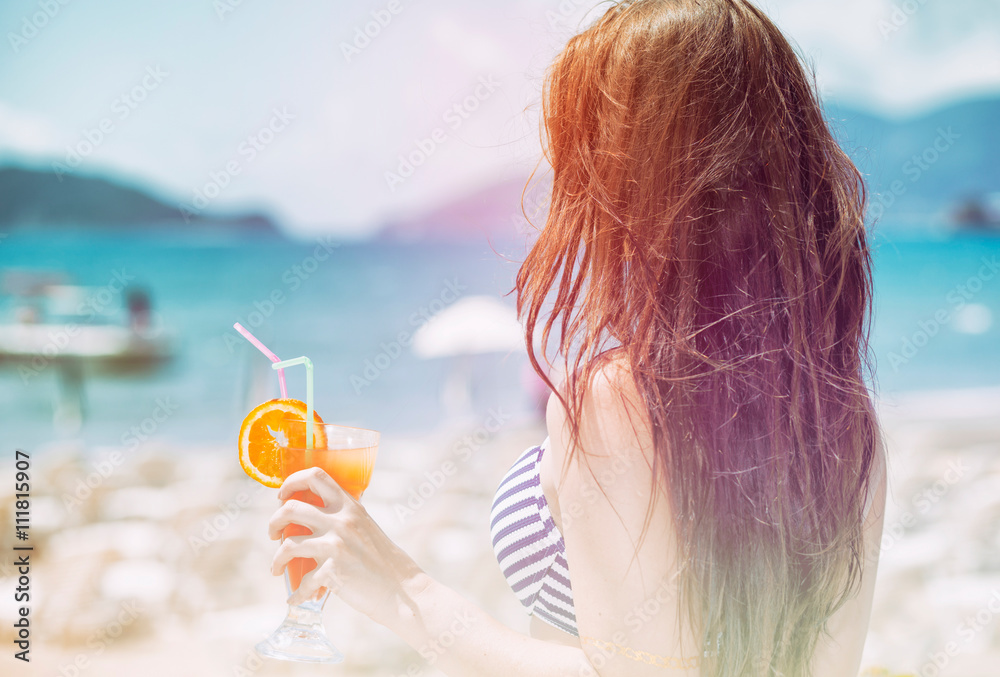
[379,97,1000,241]
[377,175,546,245]
[827,97,1000,221]
[0,165,279,233]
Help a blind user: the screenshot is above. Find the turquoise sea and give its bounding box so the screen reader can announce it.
[1,224,998,452]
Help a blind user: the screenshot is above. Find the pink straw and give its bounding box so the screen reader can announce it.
[233,322,288,398]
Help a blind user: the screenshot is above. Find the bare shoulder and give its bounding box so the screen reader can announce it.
[545,350,654,471]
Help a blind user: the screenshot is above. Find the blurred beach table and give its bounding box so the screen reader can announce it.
[0,279,174,432]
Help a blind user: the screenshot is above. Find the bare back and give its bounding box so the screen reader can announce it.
[536,358,886,677]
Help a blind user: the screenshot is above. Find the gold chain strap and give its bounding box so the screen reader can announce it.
[580,636,701,670]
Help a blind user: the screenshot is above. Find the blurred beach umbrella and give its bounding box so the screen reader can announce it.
[412,295,524,358]
[412,295,524,418]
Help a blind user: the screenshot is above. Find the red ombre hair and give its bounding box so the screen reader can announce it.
[516,1,880,675]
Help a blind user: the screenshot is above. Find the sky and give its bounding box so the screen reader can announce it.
[1,0,999,237]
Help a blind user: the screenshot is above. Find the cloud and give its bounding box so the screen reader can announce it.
[765,0,1000,114]
[0,102,61,158]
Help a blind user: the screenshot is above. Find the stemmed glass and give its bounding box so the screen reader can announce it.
[256,420,379,663]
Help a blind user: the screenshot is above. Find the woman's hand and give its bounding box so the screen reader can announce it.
[267,467,426,623]
[268,468,598,677]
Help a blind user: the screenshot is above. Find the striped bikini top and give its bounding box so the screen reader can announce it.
[489,436,886,638]
[489,437,577,635]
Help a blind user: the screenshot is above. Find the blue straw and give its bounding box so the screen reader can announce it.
[271,357,314,450]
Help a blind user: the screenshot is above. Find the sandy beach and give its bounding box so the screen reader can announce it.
[2,390,999,677]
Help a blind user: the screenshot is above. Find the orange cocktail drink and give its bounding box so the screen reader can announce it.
[235,339,377,663]
[279,421,379,595]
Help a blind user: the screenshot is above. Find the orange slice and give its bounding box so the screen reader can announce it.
[238,398,327,487]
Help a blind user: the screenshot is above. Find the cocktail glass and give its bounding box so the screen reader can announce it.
[255,420,379,663]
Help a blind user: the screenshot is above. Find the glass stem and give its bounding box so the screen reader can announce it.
[284,569,331,619]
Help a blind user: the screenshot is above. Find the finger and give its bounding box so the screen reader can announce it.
[270,534,331,576]
[277,467,346,507]
[269,534,308,575]
[287,560,339,606]
[267,499,327,540]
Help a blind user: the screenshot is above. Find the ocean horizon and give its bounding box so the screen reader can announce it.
[2,222,998,453]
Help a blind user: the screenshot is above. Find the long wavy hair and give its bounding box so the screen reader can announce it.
[515,1,880,675]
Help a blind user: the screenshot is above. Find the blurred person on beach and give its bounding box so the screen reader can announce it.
[266,1,887,675]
